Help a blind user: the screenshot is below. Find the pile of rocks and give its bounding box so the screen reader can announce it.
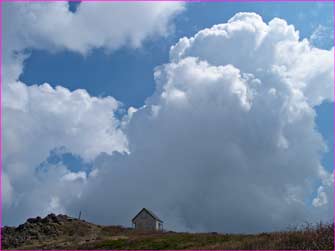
[2,214,76,249]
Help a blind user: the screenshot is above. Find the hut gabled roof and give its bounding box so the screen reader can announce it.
[132,208,163,223]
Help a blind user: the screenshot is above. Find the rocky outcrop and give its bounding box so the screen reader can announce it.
[2,214,81,249]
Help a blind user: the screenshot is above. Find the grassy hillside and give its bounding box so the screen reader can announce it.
[2,214,333,250]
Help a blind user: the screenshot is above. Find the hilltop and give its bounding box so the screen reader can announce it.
[2,214,333,250]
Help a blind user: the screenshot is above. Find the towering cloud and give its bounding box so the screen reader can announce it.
[71,13,333,233]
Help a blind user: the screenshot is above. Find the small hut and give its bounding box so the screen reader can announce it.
[132,208,163,231]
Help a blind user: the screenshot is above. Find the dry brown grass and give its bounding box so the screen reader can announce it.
[3,219,333,250]
[79,222,334,250]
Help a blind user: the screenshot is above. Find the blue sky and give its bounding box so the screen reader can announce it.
[22,2,333,108]
[4,1,334,230]
[20,1,334,172]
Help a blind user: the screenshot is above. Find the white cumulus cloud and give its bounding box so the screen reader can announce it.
[3,82,128,224]
[3,1,184,55]
[67,13,333,233]
[313,186,328,207]
[2,9,333,233]
[170,13,334,106]
[2,1,183,225]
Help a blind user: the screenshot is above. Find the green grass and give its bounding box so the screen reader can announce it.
[83,223,334,250]
[3,217,333,250]
[93,234,232,250]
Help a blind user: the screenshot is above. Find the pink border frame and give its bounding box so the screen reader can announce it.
[0,0,334,250]
[0,0,334,2]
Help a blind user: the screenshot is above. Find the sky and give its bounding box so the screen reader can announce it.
[2,1,334,233]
